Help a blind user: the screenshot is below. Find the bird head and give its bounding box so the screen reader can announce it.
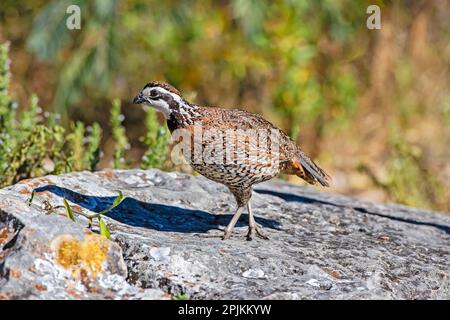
[133,81,184,119]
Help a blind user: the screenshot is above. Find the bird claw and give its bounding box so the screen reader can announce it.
[221,227,269,241]
[222,230,231,240]
[246,226,269,241]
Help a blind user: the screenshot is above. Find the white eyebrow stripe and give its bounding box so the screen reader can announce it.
[153,87,200,114]
[143,86,202,121]
[154,87,184,104]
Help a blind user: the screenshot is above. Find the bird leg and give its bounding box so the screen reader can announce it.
[222,206,245,240]
[246,202,269,241]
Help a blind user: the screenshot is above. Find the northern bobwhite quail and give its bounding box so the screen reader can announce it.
[133,82,331,240]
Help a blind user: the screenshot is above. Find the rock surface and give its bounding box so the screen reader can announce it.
[0,169,449,299]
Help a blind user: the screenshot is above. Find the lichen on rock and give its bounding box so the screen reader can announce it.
[50,233,109,278]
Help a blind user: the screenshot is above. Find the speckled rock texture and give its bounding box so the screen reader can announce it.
[0,169,449,299]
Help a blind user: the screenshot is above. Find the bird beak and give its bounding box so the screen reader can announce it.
[133,93,144,104]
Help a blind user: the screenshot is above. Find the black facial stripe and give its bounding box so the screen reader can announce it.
[159,92,179,109]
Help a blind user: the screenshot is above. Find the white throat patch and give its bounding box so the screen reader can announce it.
[146,100,172,119]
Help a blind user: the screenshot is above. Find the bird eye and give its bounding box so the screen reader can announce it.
[150,90,159,98]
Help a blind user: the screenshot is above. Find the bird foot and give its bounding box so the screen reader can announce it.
[246,226,269,241]
[221,226,269,241]
[222,230,232,240]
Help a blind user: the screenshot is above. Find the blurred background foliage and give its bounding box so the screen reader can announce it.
[0,0,449,211]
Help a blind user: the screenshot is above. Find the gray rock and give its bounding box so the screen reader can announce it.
[0,169,449,299]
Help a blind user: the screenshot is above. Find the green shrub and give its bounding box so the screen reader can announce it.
[360,129,447,211]
[0,42,104,186]
[385,134,446,211]
[0,42,170,186]
[141,107,169,169]
[110,98,129,169]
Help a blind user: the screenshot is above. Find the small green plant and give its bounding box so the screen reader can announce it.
[66,121,87,172]
[66,121,102,172]
[85,123,102,170]
[63,197,76,221]
[110,99,129,169]
[98,218,111,239]
[27,190,126,239]
[26,190,36,206]
[172,293,189,300]
[141,107,169,169]
[65,190,126,238]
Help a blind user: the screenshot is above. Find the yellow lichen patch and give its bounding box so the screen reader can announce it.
[79,234,109,275]
[52,235,81,269]
[50,234,109,278]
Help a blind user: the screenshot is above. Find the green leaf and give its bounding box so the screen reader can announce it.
[98,217,110,239]
[172,293,189,300]
[63,197,75,221]
[26,190,36,206]
[99,190,126,215]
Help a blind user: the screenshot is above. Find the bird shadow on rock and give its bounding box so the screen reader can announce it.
[255,189,450,235]
[34,185,281,233]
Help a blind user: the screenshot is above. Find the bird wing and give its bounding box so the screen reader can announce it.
[196,107,279,130]
[183,107,293,164]
[197,106,331,186]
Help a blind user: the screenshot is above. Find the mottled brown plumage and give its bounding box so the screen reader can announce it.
[133,82,331,240]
